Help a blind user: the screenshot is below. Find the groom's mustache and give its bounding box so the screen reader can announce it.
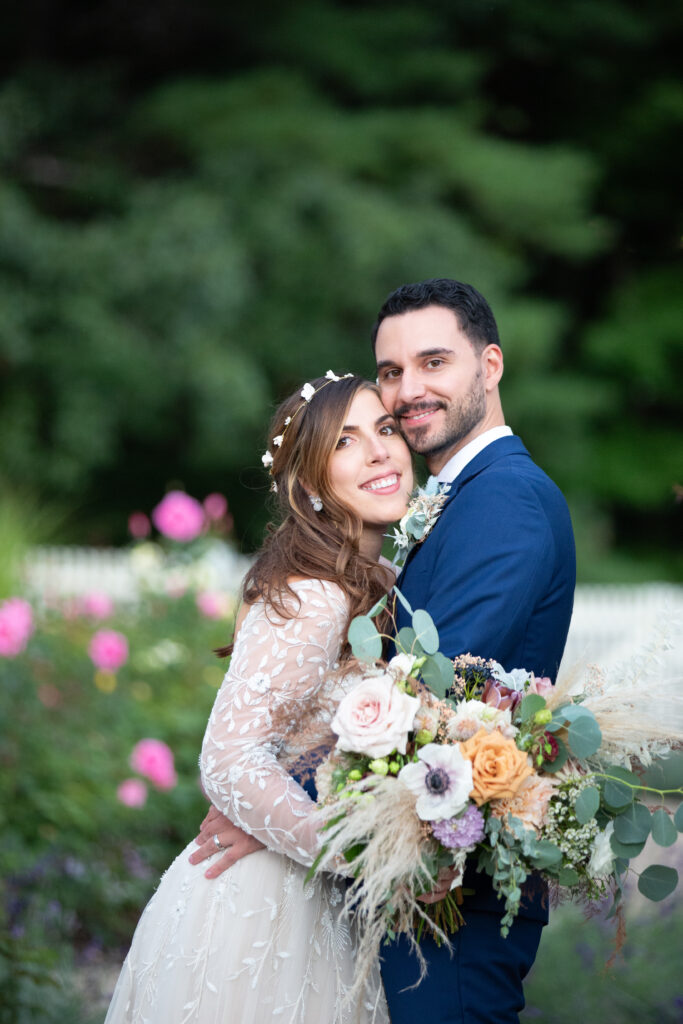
[395,401,446,420]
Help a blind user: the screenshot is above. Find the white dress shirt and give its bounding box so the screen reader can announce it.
[435,426,513,485]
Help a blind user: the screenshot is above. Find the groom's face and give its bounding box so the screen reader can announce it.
[374,305,487,469]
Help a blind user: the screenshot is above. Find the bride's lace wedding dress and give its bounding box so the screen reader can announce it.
[105,579,388,1024]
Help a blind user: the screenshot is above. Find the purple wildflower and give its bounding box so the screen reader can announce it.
[432,804,485,849]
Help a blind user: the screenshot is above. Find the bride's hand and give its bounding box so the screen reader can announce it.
[189,805,264,879]
[417,865,459,904]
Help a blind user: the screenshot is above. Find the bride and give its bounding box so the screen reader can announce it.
[104,373,414,1024]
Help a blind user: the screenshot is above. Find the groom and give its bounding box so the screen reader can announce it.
[192,278,576,1021]
[371,278,575,1023]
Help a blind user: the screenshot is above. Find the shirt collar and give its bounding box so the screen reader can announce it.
[435,426,513,484]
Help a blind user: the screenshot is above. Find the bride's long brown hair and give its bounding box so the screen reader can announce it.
[217,375,397,657]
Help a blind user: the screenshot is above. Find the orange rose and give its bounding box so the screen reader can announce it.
[459,728,533,805]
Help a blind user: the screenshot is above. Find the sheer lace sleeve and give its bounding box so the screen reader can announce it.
[199,579,348,868]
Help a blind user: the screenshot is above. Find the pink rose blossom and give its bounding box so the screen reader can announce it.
[81,592,115,619]
[196,591,230,619]
[117,778,148,807]
[130,738,177,789]
[88,629,129,673]
[331,673,420,758]
[528,676,554,698]
[128,511,151,539]
[203,492,228,521]
[0,598,34,657]
[152,491,205,543]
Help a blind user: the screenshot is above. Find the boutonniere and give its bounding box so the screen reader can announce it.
[388,477,451,567]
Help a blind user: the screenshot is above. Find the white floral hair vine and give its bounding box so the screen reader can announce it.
[262,371,354,488]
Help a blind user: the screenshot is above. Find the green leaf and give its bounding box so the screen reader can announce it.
[567,714,602,759]
[396,627,421,656]
[610,835,646,859]
[637,864,678,902]
[520,693,546,722]
[558,867,580,887]
[393,586,414,617]
[367,594,388,618]
[554,703,592,723]
[529,840,563,870]
[574,785,600,824]
[541,735,569,773]
[420,652,455,698]
[651,808,678,847]
[675,803,683,832]
[411,608,439,654]
[348,615,382,662]
[613,802,651,845]
[602,768,636,809]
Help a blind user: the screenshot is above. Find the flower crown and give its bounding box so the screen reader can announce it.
[262,370,354,492]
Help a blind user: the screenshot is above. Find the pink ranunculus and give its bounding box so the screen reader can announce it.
[528,676,554,698]
[481,677,523,713]
[203,492,228,521]
[152,491,205,543]
[130,738,177,790]
[0,598,34,657]
[88,629,129,673]
[196,591,230,620]
[331,673,420,759]
[128,511,151,539]
[117,778,148,807]
[81,591,115,620]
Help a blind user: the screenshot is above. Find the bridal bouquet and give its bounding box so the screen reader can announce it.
[310,589,682,990]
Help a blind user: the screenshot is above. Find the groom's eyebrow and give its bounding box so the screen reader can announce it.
[341,414,395,432]
[376,347,454,372]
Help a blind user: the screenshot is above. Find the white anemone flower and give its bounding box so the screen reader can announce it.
[398,743,473,820]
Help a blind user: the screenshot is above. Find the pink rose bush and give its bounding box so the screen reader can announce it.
[88,629,129,673]
[117,778,148,807]
[0,598,34,657]
[130,738,177,790]
[152,491,205,543]
[331,672,420,758]
[128,511,151,539]
[81,591,115,620]
[203,492,228,521]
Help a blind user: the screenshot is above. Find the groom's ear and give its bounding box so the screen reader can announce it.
[482,344,504,391]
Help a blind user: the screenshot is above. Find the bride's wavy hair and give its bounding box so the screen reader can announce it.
[217,375,396,658]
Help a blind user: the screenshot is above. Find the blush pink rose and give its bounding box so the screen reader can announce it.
[152,491,205,543]
[130,738,177,789]
[128,511,151,539]
[81,592,115,619]
[117,778,148,807]
[203,492,228,521]
[88,629,129,673]
[331,673,420,758]
[0,598,34,657]
[528,676,554,698]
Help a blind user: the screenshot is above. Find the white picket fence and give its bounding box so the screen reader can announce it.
[22,546,683,673]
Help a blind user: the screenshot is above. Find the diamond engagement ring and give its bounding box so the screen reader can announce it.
[212,833,227,851]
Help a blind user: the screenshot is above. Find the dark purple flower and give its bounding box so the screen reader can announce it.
[432,804,486,849]
[481,678,523,712]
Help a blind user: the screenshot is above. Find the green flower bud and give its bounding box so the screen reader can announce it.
[415,729,434,746]
[347,769,363,781]
[534,709,552,725]
[368,759,389,776]
[388,761,400,774]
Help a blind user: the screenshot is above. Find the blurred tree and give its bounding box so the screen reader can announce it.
[0,0,680,575]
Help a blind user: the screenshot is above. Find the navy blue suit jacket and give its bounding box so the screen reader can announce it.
[396,434,576,920]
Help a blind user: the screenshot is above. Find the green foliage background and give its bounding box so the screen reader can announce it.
[0,1,681,575]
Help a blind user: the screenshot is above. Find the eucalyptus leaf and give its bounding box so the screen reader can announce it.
[411,609,440,655]
[602,777,635,810]
[554,703,592,723]
[609,835,646,859]
[574,785,600,824]
[396,627,422,657]
[393,586,414,617]
[567,714,602,759]
[613,802,651,845]
[651,808,677,847]
[529,840,563,870]
[420,652,454,699]
[367,594,388,618]
[520,694,546,722]
[347,615,382,663]
[558,867,580,887]
[675,803,683,832]
[637,864,678,902]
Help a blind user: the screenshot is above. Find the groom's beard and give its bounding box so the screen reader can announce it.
[396,371,486,458]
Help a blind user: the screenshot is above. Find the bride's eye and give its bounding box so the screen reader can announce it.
[379,423,396,436]
[335,435,352,449]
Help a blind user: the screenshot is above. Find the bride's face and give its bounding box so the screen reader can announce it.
[327,389,413,529]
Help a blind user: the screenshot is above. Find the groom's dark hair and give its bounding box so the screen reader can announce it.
[371,278,500,354]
